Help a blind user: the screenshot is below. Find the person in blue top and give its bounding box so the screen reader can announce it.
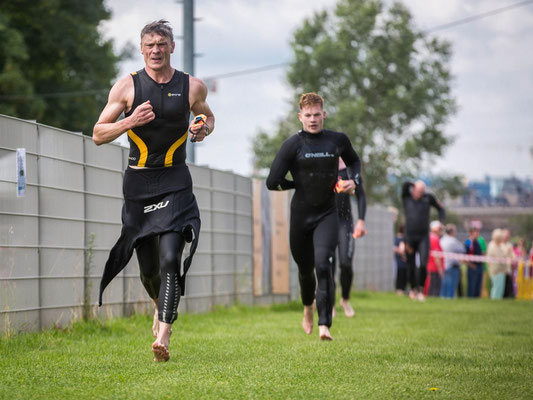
[464,226,483,297]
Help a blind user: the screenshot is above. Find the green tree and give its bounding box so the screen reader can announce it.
[0,0,123,135]
[511,215,533,245]
[252,0,456,204]
[0,12,45,119]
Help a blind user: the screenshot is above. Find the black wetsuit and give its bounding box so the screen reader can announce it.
[332,167,366,300]
[394,235,408,291]
[401,182,445,291]
[266,129,366,328]
[99,68,200,325]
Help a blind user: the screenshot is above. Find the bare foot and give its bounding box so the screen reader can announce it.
[152,322,172,362]
[152,341,169,362]
[302,305,314,334]
[332,306,336,318]
[409,290,417,300]
[319,325,333,341]
[152,309,159,338]
[416,292,426,302]
[340,298,355,318]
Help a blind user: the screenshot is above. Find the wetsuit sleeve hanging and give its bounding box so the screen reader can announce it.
[339,133,366,220]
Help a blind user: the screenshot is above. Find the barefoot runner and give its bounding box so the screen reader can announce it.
[93,20,214,361]
[266,93,366,340]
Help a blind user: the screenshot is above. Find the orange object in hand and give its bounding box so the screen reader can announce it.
[335,178,345,193]
[190,114,207,142]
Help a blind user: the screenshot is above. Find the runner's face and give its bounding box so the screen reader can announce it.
[412,183,425,199]
[299,104,325,134]
[141,33,175,71]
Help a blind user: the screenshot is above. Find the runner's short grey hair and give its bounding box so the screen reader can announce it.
[141,20,173,42]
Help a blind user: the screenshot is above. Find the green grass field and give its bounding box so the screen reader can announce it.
[1,292,532,399]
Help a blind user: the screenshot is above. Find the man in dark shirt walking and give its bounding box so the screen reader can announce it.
[402,180,445,301]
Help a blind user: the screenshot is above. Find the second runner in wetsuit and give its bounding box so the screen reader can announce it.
[332,158,366,317]
[266,93,366,340]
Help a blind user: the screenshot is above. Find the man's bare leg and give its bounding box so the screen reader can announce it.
[152,299,159,338]
[152,321,172,362]
[319,325,333,341]
[340,298,355,318]
[302,305,314,334]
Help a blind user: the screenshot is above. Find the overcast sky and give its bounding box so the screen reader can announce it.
[102,0,533,181]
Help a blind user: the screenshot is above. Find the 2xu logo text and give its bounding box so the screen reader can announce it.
[144,200,169,214]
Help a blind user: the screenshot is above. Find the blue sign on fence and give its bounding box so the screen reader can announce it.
[16,148,26,197]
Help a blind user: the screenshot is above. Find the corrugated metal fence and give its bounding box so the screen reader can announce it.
[0,114,393,334]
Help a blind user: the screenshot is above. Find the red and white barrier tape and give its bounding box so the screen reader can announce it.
[430,251,512,264]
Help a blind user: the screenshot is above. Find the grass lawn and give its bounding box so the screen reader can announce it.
[1,292,532,399]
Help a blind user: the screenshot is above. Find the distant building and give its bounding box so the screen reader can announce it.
[460,176,533,207]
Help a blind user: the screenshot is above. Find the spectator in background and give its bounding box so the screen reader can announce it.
[469,221,489,297]
[487,229,510,299]
[394,224,408,295]
[514,237,528,261]
[425,221,444,297]
[465,227,483,298]
[477,230,489,298]
[501,228,516,298]
[440,224,465,299]
[513,237,528,296]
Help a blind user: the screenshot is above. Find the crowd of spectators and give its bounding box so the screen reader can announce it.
[394,223,531,300]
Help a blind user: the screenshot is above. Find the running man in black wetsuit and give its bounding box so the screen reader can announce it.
[332,158,367,318]
[401,180,445,301]
[266,93,366,340]
[93,20,214,361]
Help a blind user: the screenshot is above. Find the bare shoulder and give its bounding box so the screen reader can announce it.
[188,75,208,99]
[109,74,134,101]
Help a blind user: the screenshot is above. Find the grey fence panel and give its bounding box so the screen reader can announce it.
[37,126,86,328]
[234,175,253,303]
[0,117,39,151]
[85,194,123,223]
[0,118,40,332]
[39,188,84,219]
[210,170,237,305]
[38,125,84,162]
[85,167,123,198]
[186,164,213,313]
[352,205,394,292]
[83,136,123,171]
[39,157,84,192]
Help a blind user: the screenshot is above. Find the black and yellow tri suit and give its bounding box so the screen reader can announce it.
[126,68,191,168]
[99,69,201,325]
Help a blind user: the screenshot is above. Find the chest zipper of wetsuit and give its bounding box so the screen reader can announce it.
[160,85,164,119]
